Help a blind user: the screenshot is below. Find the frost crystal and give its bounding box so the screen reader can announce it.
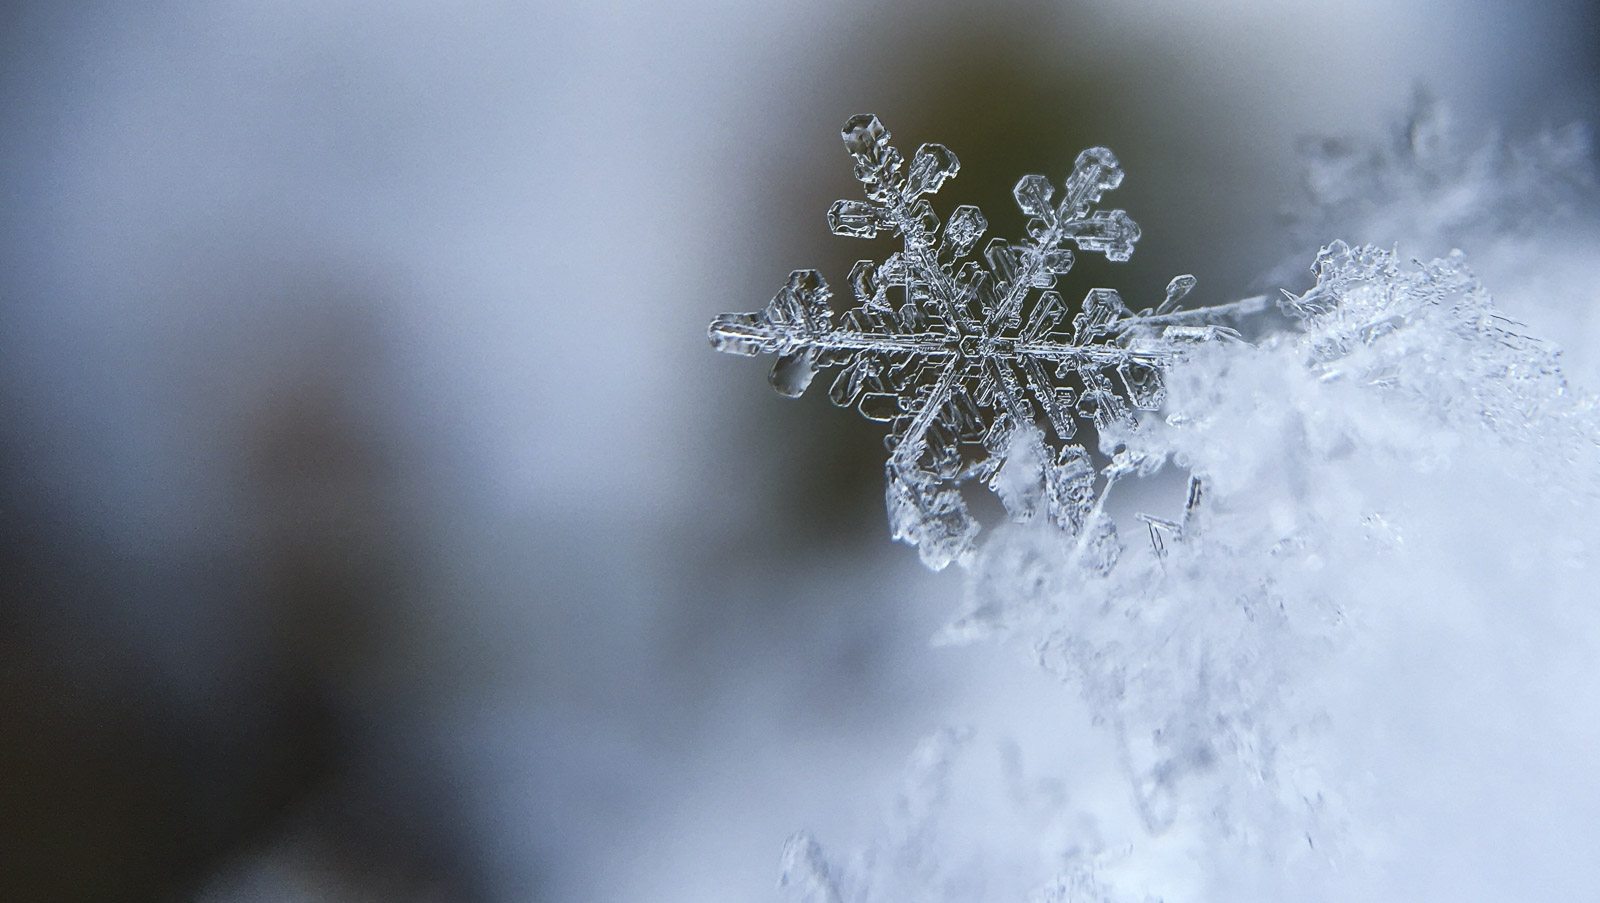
[710,115,1254,569]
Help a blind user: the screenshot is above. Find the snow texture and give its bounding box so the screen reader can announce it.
[1279,94,1600,392]
[1278,93,1596,283]
[724,113,1600,903]
[780,240,1600,903]
[709,115,1260,570]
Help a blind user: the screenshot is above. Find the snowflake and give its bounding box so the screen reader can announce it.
[710,114,1255,569]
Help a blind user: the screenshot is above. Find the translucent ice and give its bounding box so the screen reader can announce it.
[709,115,1244,569]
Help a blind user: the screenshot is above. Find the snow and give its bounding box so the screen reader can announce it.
[724,118,1600,902]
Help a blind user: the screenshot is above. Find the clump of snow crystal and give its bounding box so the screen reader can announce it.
[1281,93,1600,387]
[1283,93,1596,271]
[782,242,1600,902]
[951,242,1600,900]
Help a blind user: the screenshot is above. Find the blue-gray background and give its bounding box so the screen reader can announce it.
[3,2,1596,900]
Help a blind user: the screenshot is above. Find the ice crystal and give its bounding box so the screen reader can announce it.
[710,115,1256,569]
[1277,240,1600,475]
[786,242,1600,903]
[949,244,1599,901]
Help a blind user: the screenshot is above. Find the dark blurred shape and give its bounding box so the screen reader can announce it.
[0,277,482,902]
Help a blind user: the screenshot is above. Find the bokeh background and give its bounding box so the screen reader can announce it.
[3,2,1597,901]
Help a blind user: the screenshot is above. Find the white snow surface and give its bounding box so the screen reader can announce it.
[784,241,1600,901]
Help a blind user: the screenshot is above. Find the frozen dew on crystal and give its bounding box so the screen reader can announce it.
[1154,273,1196,315]
[709,115,1243,568]
[841,113,889,157]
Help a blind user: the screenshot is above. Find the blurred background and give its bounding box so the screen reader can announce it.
[2,1,1597,901]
